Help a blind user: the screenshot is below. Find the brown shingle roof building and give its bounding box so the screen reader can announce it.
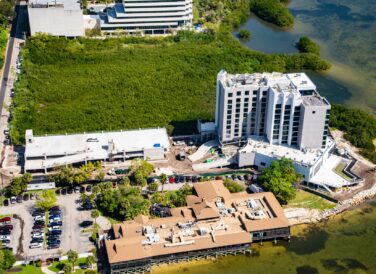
[104,180,290,273]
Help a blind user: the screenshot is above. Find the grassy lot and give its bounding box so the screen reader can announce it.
[11,32,330,144]
[334,161,352,180]
[10,265,44,274]
[48,258,88,273]
[286,190,336,211]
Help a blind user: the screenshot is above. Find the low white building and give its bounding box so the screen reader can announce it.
[24,128,170,173]
[238,137,338,189]
[28,0,85,37]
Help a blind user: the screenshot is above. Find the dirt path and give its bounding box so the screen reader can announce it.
[331,129,375,168]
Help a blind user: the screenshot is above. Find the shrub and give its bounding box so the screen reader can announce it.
[223,179,244,193]
[297,36,320,55]
[238,29,251,39]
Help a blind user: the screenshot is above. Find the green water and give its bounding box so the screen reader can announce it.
[154,201,376,273]
[236,0,376,112]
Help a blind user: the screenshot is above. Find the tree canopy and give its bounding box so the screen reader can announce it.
[330,104,376,163]
[36,190,57,211]
[10,32,330,144]
[129,159,154,186]
[9,173,32,196]
[223,178,244,193]
[151,184,193,208]
[297,36,320,55]
[0,249,16,271]
[96,185,150,221]
[258,158,302,204]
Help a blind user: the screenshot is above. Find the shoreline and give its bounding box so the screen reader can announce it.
[285,182,376,226]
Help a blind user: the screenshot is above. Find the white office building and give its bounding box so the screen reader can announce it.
[99,0,193,34]
[24,128,170,173]
[215,70,330,149]
[28,0,85,37]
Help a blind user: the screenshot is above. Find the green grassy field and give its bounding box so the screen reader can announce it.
[334,161,352,180]
[286,190,336,211]
[48,258,88,273]
[10,265,44,274]
[11,32,329,144]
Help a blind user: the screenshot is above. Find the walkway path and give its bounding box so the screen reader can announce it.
[188,140,218,162]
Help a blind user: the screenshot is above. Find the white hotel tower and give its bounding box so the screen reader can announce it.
[100,0,193,34]
[215,70,331,150]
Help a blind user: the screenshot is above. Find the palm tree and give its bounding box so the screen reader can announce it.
[67,250,78,269]
[91,209,100,225]
[86,255,95,269]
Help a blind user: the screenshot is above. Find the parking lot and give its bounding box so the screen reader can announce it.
[0,193,94,259]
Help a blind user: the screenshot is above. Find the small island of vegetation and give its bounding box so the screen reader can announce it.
[238,29,251,39]
[297,36,321,55]
[250,0,294,28]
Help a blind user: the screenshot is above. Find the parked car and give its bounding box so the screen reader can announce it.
[0,224,13,230]
[48,226,61,231]
[50,206,60,211]
[30,237,44,243]
[61,189,67,195]
[48,239,61,245]
[3,200,9,206]
[1,239,10,244]
[48,221,62,227]
[49,209,61,215]
[67,188,73,194]
[48,235,60,240]
[80,186,85,193]
[34,220,45,225]
[47,244,60,249]
[32,233,43,238]
[80,264,89,269]
[31,229,44,234]
[186,176,192,182]
[33,224,44,229]
[80,220,93,228]
[86,185,92,192]
[32,210,44,216]
[0,230,11,235]
[48,230,62,235]
[49,217,61,222]
[169,177,175,184]
[34,216,44,221]
[0,235,10,240]
[0,217,11,223]
[192,176,198,183]
[82,202,93,210]
[29,243,43,249]
[16,196,23,203]
[74,186,80,193]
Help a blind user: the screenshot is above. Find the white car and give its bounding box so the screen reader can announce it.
[0,235,10,240]
[29,242,43,249]
[48,226,61,231]
[34,216,44,221]
[32,233,43,238]
[49,217,61,222]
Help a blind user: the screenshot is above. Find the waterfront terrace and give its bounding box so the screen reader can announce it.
[104,180,290,273]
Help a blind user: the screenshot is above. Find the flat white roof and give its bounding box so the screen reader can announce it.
[25,128,170,158]
[286,73,316,91]
[240,137,334,166]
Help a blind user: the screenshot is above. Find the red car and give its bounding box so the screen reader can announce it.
[169,177,175,184]
[0,217,11,223]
